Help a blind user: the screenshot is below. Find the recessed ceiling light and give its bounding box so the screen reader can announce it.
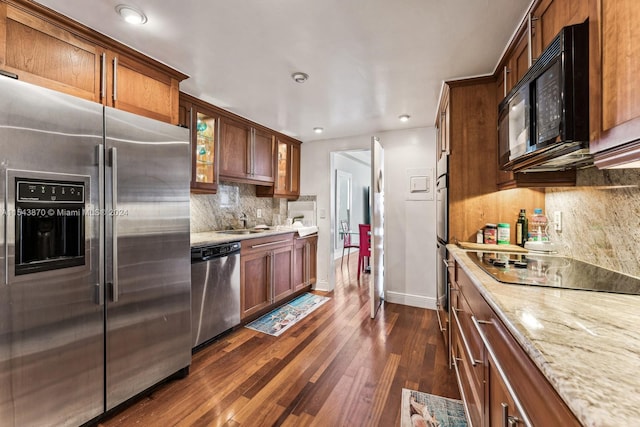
[115,4,148,25]
[399,114,411,122]
[291,72,309,83]
[313,127,324,134]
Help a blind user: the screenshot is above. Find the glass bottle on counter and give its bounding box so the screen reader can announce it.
[515,209,528,247]
[530,208,549,241]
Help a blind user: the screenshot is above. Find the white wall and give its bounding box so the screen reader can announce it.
[301,127,438,309]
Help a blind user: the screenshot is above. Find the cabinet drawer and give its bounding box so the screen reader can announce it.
[452,337,483,427]
[240,233,294,255]
[456,263,493,319]
[477,314,581,427]
[451,288,484,398]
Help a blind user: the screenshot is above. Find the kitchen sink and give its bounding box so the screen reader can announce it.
[217,229,265,235]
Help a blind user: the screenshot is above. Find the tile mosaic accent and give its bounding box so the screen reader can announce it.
[545,167,640,278]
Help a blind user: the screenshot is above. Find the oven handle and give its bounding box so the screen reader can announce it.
[110,147,119,303]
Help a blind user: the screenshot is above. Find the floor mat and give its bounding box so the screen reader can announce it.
[245,293,330,336]
[401,388,467,427]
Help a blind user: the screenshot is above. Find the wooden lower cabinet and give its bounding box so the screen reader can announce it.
[240,233,294,319]
[293,235,317,291]
[272,245,294,303]
[308,235,317,284]
[451,260,582,427]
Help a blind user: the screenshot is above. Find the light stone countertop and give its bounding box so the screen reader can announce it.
[191,227,303,247]
[447,244,640,427]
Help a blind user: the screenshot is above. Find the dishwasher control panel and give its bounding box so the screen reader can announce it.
[191,241,241,262]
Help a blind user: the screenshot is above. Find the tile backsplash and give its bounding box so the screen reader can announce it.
[545,167,640,278]
[190,183,287,232]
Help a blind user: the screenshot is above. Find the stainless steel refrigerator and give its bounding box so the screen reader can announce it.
[0,76,191,426]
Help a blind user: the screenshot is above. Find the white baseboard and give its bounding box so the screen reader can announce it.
[384,291,437,310]
[312,279,333,292]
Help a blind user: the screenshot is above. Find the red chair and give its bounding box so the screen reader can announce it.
[358,224,371,280]
[340,220,359,269]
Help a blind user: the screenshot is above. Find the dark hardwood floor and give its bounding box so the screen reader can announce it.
[98,253,459,426]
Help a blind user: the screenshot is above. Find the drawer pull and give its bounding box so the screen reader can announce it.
[472,316,532,427]
[251,239,289,249]
[452,353,474,427]
[502,402,521,427]
[436,307,447,333]
[452,307,482,366]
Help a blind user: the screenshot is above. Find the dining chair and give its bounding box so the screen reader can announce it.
[340,220,359,269]
[358,224,371,280]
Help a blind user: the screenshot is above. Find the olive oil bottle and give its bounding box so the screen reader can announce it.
[515,209,528,247]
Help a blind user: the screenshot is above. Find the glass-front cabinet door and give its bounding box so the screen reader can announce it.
[276,139,288,193]
[191,110,218,193]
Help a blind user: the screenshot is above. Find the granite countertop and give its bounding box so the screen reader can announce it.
[447,244,640,427]
[191,226,316,247]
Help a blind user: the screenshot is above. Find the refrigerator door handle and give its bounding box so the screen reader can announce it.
[112,56,118,102]
[96,145,105,305]
[3,182,7,286]
[110,146,119,302]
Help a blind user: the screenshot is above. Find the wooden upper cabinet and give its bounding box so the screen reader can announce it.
[0,3,101,102]
[0,0,187,124]
[105,51,180,124]
[179,93,220,194]
[219,117,275,184]
[590,0,640,167]
[257,136,302,199]
[508,30,529,91]
[435,85,450,161]
[219,117,251,180]
[530,0,588,61]
[252,127,276,183]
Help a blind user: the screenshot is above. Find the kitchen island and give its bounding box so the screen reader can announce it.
[448,244,640,426]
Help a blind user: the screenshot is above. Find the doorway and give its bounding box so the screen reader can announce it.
[330,149,371,269]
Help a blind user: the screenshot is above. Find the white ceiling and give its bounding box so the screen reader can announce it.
[34,0,532,142]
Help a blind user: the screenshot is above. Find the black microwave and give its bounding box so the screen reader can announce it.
[499,21,591,172]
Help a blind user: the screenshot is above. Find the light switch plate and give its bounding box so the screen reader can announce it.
[410,176,429,192]
[554,211,562,231]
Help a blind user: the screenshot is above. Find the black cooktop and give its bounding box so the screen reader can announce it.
[466,251,640,296]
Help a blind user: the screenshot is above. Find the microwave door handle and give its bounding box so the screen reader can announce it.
[110,147,119,303]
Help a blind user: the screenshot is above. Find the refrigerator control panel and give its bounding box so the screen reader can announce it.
[17,179,85,203]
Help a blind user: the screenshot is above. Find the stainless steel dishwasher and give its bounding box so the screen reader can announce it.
[191,241,241,349]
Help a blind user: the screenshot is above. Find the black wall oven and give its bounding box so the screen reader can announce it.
[435,154,449,364]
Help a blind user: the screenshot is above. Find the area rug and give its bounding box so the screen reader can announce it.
[401,388,468,427]
[245,293,330,336]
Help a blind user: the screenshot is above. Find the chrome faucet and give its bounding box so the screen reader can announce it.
[239,212,248,229]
